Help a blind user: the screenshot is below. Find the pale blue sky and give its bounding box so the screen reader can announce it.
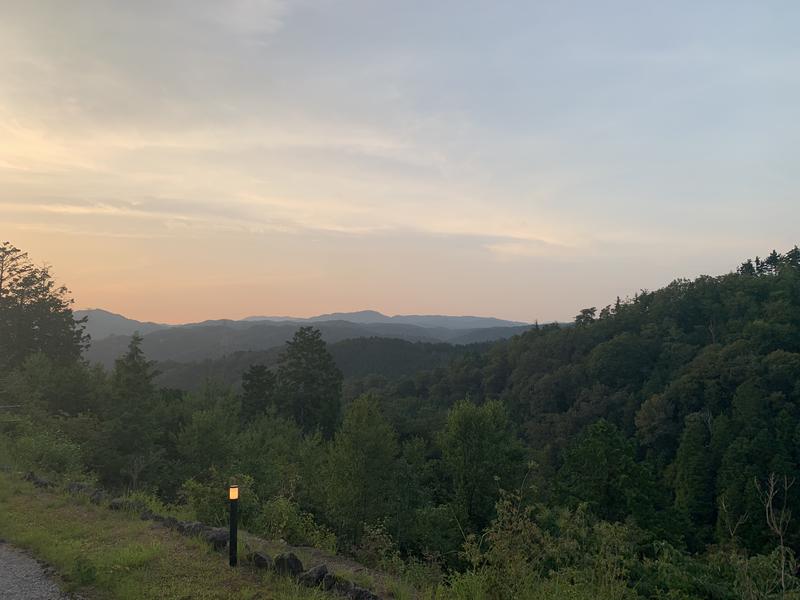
[1,1,798,322]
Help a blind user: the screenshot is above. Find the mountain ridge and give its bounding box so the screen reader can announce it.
[76,308,530,341]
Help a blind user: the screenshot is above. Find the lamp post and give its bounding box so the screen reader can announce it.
[229,484,239,567]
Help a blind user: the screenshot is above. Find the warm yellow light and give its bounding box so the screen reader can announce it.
[229,485,239,501]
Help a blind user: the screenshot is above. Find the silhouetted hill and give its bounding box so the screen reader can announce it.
[78,308,529,343]
[246,310,528,329]
[75,309,168,341]
[85,319,531,368]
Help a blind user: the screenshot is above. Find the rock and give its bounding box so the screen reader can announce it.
[89,489,107,505]
[128,500,148,513]
[298,564,328,587]
[161,516,178,529]
[176,521,210,537]
[349,587,380,600]
[204,528,229,552]
[24,472,53,488]
[331,575,354,595]
[247,551,273,570]
[274,552,303,578]
[66,482,92,495]
[321,572,336,591]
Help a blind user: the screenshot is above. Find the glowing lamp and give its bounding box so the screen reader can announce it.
[228,484,239,567]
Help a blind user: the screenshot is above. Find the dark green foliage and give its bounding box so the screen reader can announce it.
[439,399,526,532]
[275,326,343,437]
[673,413,715,549]
[0,241,88,370]
[240,364,276,423]
[5,241,800,599]
[559,420,651,522]
[324,395,400,544]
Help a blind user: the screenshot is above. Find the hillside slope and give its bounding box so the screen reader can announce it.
[85,319,530,368]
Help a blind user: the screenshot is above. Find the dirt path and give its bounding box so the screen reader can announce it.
[0,541,68,599]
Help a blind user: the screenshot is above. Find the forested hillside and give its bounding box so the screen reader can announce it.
[84,318,532,368]
[3,239,800,599]
[155,337,483,391]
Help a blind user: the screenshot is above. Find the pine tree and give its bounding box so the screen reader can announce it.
[241,364,276,424]
[276,327,343,437]
[673,412,715,549]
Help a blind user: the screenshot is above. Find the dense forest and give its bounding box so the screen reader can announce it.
[3,239,800,599]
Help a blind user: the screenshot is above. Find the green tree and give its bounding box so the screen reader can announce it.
[0,241,88,369]
[558,420,663,527]
[240,364,276,424]
[276,327,343,437]
[92,334,161,488]
[673,412,715,549]
[439,399,525,531]
[575,307,597,326]
[325,395,400,544]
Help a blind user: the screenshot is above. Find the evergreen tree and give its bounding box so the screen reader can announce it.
[325,395,400,544]
[240,364,276,424]
[276,327,343,437]
[673,413,715,549]
[94,334,161,488]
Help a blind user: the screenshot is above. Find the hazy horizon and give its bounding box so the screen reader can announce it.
[3,1,799,323]
[75,305,536,327]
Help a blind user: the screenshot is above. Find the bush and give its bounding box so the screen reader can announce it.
[181,471,259,527]
[0,418,84,478]
[254,495,337,553]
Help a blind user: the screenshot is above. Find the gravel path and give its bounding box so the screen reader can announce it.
[0,542,68,599]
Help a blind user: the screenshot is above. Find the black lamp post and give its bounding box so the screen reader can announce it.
[229,484,239,567]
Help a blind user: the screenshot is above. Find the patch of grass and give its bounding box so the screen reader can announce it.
[342,570,376,590]
[0,473,330,599]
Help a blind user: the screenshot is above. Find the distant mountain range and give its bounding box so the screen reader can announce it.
[76,309,535,368]
[243,309,528,330]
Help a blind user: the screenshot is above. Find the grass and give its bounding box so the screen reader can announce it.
[0,473,329,600]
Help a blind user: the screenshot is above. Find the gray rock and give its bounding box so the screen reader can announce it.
[161,516,178,529]
[349,587,380,600]
[247,551,273,570]
[176,521,208,537]
[321,572,336,591]
[66,482,92,495]
[204,528,229,552]
[23,472,53,489]
[89,489,107,505]
[274,552,303,578]
[298,564,328,587]
[331,575,354,595]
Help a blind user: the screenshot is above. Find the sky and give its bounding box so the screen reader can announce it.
[1,1,799,324]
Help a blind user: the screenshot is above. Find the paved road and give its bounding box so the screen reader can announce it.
[0,542,68,599]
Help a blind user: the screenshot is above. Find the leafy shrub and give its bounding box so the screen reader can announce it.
[254,495,337,553]
[1,418,84,478]
[181,471,259,526]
